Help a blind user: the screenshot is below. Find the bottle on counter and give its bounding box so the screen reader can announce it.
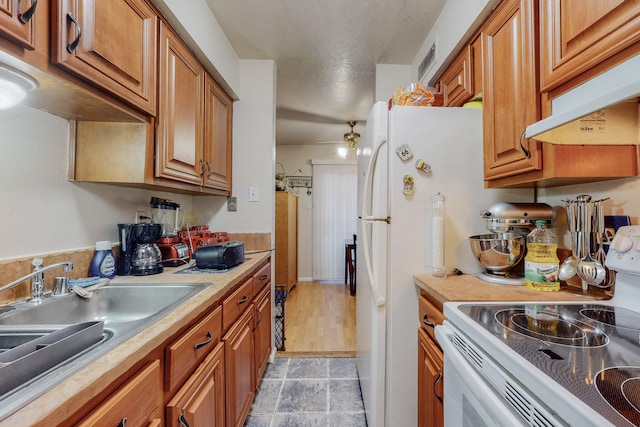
[90,241,117,279]
[524,220,560,291]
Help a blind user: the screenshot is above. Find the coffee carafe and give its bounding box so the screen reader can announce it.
[117,223,163,275]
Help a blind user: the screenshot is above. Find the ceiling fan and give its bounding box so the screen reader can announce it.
[316,120,361,149]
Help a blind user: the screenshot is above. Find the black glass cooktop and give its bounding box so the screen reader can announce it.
[458,303,640,426]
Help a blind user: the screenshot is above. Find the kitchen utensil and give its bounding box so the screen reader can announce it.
[575,203,606,287]
[593,201,614,288]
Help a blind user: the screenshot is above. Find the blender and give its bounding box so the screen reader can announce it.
[150,197,189,266]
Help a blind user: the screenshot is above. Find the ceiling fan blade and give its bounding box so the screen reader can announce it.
[314,140,345,144]
[276,107,345,124]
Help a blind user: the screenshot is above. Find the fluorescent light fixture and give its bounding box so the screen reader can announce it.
[0,64,38,109]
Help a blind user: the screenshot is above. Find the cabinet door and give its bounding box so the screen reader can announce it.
[156,22,205,186]
[540,0,640,92]
[254,284,272,382]
[418,328,444,427]
[482,0,541,181]
[440,46,473,107]
[204,73,233,194]
[0,0,37,49]
[223,308,256,427]
[52,0,157,114]
[166,341,226,427]
[77,359,162,427]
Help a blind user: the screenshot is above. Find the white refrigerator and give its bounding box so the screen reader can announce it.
[355,102,532,427]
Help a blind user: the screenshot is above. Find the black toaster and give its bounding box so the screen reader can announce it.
[193,241,245,270]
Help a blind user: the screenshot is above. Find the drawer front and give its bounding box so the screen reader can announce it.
[419,294,445,343]
[165,306,222,392]
[223,277,254,331]
[253,262,271,295]
[77,359,161,426]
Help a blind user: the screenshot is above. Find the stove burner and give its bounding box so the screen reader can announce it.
[581,307,640,331]
[596,367,640,426]
[495,308,609,347]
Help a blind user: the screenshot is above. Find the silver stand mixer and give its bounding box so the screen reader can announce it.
[470,202,554,285]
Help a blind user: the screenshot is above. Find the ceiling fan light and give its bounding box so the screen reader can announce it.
[0,64,38,109]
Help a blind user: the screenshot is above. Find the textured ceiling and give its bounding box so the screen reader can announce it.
[206,0,447,145]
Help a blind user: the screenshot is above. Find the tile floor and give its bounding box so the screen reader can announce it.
[243,357,368,427]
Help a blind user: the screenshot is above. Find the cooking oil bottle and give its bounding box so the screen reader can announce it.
[524,220,560,291]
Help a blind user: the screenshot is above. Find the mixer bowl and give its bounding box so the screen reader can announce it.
[470,233,525,274]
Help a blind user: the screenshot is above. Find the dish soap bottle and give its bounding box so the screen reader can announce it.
[90,241,117,279]
[524,220,560,291]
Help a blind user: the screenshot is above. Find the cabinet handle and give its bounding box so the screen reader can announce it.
[194,331,212,350]
[66,13,82,53]
[237,295,248,305]
[199,159,206,177]
[261,274,269,282]
[178,414,190,427]
[206,161,213,178]
[434,372,443,403]
[422,314,436,329]
[251,313,258,331]
[117,418,127,427]
[18,0,38,24]
[519,129,531,158]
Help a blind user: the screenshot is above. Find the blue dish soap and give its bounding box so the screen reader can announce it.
[90,241,117,279]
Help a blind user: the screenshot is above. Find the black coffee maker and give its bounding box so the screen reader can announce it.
[117,223,163,275]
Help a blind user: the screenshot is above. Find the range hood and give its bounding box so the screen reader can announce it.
[525,54,640,145]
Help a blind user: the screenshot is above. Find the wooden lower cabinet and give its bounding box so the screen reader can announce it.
[418,328,444,427]
[166,341,225,427]
[223,307,256,427]
[254,284,272,382]
[77,359,162,426]
[418,294,444,427]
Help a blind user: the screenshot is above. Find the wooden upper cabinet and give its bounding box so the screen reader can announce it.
[156,21,205,186]
[540,0,640,93]
[0,0,37,49]
[482,0,542,181]
[51,0,157,115]
[440,46,474,107]
[204,73,233,193]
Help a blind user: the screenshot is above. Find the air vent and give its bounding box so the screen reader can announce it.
[418,41,437,82]
[452,332,483,370]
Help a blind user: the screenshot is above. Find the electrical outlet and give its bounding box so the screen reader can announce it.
[248,186,259,202]
[227,196,237,212]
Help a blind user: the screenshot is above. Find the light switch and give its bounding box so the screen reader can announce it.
[248,186,259,202]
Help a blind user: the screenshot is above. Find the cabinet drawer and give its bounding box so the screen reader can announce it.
[223,277,254,331]
[253,262,271,295]
[165,306,222,392]
[419,294,445,343]
[77,359,161,426]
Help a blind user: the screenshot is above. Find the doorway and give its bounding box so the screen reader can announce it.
[311,161,357,281]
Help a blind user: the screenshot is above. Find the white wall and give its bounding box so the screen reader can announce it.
[276,144,352,280]
[193,59,277,235]
[375,64,412,103]
[0,105,193,260]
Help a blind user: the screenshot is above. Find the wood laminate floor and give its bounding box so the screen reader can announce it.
[279,281,356,357]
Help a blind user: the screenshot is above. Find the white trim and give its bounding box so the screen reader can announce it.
[311,159,357,165]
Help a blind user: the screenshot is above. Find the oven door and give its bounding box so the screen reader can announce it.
[436,322,535,427]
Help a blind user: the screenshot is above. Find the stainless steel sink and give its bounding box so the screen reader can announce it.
[0,283,205,326]
[0,282,210,421]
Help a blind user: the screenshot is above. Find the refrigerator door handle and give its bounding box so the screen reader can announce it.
[361,135,388,308]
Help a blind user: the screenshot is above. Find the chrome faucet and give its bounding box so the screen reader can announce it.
[0,258,74,304]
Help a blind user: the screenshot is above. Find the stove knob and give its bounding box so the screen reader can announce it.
[611,234,634,253]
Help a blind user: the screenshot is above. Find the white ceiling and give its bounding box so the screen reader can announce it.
[205,0,447,145]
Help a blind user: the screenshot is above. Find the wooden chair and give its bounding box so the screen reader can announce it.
[345,234,356,296]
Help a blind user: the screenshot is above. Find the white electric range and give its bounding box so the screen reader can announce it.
[435,225,640,426]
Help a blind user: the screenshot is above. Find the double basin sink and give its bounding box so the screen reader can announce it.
[0,282,210,420]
